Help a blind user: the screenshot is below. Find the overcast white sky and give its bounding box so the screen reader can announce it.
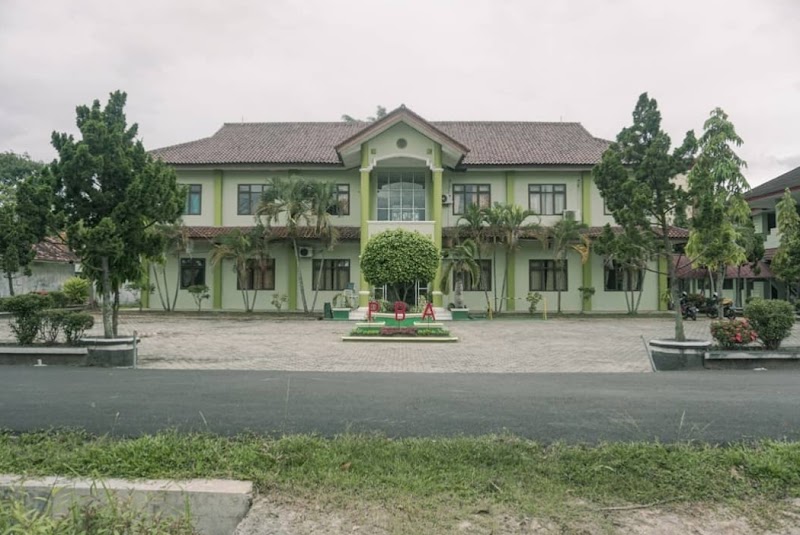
[1,0,798,186]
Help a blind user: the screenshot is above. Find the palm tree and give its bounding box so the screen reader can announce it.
[149,223,190,311]
[483,203,507,313]
[457,204,492,312]
[209,227,270,312]
[438,239,481,308]
[307,180,340,312]
[257,176,313,313]
[548,214,588,314]
[496,204,539,313]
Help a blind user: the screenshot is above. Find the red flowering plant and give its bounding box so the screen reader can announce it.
[710,319,758,349]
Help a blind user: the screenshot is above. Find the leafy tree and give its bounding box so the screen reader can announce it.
[257,176,313,312]
[361,229,439,305]
[457,204,492,312]
[210,227,271,312]
[545,213,588,314]
[308,180,340,312]
[593,225,654,314]
[341,105,388,123]
[686,108,750,317]
[771,189,800,300]
[0,151,43,199]
[482,204,507,312]
[497,204,538,313]
[439,239,480,308]
[49,91,183,337]
[148,223,191,311]
[594,93,697,340]
[0,173,54,295]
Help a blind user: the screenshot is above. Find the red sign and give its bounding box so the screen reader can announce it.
[394,301,407,322]
[367,300,380,321]
[422,302,436,321]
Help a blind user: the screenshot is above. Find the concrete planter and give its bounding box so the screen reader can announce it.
[648,339,711,371]
[332,307,352,320]
[80,337,138,367]
[450,308,470,321]
[705,347,800,370]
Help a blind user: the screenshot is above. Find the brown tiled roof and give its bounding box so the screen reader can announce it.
[33,237,78,263]
[744,165,800,201]
[152,121,609,167]
[673,254,773,280]
[186,226,361,241]
[582,226,690,239]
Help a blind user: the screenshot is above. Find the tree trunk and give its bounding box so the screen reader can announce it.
[492,244,498,314]
[633,271,646,313]
[716,267,725,319]
[556,259,563,314]
[454,277,464,308]
[171,263,181,311]
[151,265,167,311]
[6,272,14,296]
[100,256,113,339]
[663,232,685,341]
[112,287,120,337]
[293,239,309,313]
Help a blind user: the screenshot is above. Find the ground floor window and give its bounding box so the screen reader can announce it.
[237,259,275,290]
[180,258,206,288]
[312,259,351,291]
[457,259,492,291]
[529,260,567,291]
[604,261,643,291]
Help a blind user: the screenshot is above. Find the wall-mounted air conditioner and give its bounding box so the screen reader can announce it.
[562,209,581,221]
[441,193,453,205]
[298,246,314,258]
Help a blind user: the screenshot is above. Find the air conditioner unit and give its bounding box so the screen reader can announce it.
[562,209,581,221]
[298,246,314,258]
[441,193,453,205]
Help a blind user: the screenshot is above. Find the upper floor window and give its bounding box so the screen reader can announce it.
[312,259,351,291]
[376,170,426,221]
[237,258,275,290]
[238,184,268,215]
[180,258,206,289]
[327,184,350,216]
[453,184,491,215]
[529,184,566,215]
[604,261,643,292]
[184,184,202,215]
[529,260,567,291]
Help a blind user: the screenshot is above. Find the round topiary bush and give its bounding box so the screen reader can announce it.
[361,229,439,304]
[744,298,795,350]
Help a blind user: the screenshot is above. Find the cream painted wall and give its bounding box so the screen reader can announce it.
[441,171,507,227]
[220,242,292,311]
[368,123,436,168]
[176,171,216,227]
[589,178,616,227]
[514,245,583,313]
[221,170,280,227]
[293,241,362,311]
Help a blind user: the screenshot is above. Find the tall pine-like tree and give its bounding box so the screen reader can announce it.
[49,91,183,337]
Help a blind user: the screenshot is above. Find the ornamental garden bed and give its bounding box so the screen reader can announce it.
[342,317,458,342]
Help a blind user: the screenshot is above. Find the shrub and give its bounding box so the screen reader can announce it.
[379,327,417,337]
[62,276,91,305]
[271,293,288,311]
[526,292,543,314]
[187,284,210,311]
[744,298,795,350]
[710,319,757,349]
[3,294,52,345]
[63,312,94,345]
[39,310,67,345]
[44,290,71,308]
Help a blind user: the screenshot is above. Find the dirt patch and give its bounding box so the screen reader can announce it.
[234,496,800,535]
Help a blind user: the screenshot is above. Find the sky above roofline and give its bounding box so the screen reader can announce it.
[1,0,798,187]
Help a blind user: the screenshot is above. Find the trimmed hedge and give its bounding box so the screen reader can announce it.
[744,298,795,350]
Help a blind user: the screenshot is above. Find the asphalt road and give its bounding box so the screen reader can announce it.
[1,368,799,443]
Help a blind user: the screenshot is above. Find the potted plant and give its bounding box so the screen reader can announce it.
[331,293,352,320]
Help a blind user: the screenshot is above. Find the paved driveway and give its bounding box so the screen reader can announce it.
[3,314,798,373]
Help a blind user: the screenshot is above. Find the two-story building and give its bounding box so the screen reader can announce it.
[148,106,672,313]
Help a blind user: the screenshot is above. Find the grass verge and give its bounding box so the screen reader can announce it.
[2,431,799,531]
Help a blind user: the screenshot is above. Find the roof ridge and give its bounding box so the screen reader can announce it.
[222,121,368,126]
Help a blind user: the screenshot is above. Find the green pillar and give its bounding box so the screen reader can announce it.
[581,172,593,312]
[432,143,444,307]
[505,171,516,311]
[212,170,224,309]
[359,144,371,307]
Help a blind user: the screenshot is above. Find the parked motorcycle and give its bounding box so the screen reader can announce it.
[679,292,698,321]
[699,293,736,319]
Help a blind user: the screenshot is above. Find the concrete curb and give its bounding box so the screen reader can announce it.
[0,474,253,535]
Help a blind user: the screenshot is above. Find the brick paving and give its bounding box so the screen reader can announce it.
[5,312,797,373]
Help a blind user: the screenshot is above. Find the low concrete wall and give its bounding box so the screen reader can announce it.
[649,339,712,371]
[0,346,88,366]
[705,348,800,370]
[0,475,253,535]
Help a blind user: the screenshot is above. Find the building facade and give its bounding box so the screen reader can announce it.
[148,106,673,313]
